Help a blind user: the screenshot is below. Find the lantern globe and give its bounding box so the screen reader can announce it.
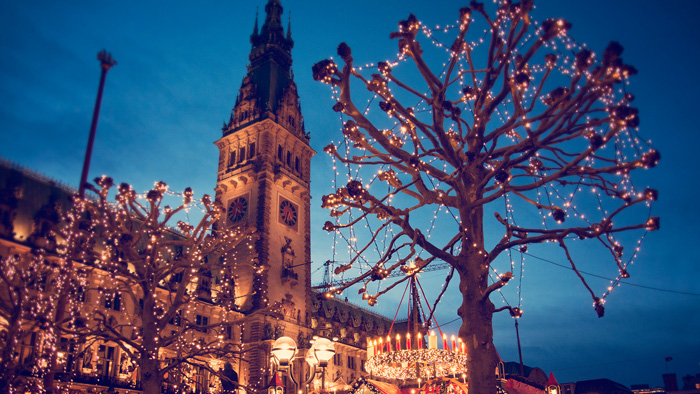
[311,338,335,367]
[272,337,298,367]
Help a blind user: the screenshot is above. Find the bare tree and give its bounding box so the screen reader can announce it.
[312,1,659,392]
[56,177,266,393]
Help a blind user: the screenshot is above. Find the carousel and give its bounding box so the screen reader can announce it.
[353,274,545,394]
[359,275,477,393]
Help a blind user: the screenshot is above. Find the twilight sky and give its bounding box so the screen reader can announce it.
[1,0,699,389]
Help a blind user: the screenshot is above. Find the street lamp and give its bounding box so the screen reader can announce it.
[272,336,298,367]
[271,336,335,392]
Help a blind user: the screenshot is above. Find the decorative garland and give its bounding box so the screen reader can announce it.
[365,349,467,380]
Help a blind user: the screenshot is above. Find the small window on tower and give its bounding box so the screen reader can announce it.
[278,145,283,161]
[295,157,300,173]
[249,142,256,159]
[229,151,236,167]
[286,152,291,166]
[239,147,246,163]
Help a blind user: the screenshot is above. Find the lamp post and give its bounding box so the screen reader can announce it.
[79,49,116,198]
[44,49,116,394]
[271,336,335,393]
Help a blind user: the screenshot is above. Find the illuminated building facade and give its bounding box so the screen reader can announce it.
[0,1,392,392]
[213,1,392,391]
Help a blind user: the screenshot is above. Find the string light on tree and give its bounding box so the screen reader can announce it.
[312,1,658,392]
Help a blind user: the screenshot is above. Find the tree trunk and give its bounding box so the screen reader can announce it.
[141,353,162,394]
[141,306,162,394]
[457,203,499,393]
[458,261,499,394]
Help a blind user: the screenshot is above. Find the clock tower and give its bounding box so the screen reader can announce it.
[214,0,314,336]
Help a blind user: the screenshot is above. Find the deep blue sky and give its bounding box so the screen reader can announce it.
[1,0,699,389]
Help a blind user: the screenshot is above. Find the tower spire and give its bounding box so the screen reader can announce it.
[223,0,305,140]
[249,0,294,71]
[252,7,259,37]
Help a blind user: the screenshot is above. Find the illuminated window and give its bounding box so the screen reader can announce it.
[74,286,85,302]
[97,345,115,378]
[105,293,121,311]
[196,315,209,333]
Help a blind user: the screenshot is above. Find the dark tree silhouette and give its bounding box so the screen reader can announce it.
[313,1,658,392]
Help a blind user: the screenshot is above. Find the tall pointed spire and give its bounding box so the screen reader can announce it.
[287,12,292,40]
[248,0,294,72]
[223,0,306,140]
[260,0,283,39]
[252,7,259,37]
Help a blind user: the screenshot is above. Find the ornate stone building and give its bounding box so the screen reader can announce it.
[0,1,393,393]
[213,1,392,391]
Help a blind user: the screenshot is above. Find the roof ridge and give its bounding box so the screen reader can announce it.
[0,155,78,196]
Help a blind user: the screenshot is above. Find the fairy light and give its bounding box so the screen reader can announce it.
[2,1,662,392]
[316,0,657,337]
[0,176,265,392]
[365,347,467,380]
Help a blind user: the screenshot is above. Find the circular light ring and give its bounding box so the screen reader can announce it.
[365,349,468,380]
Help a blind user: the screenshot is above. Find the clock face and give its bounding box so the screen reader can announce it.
[279,199,298,228]
[228,196,248,223]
